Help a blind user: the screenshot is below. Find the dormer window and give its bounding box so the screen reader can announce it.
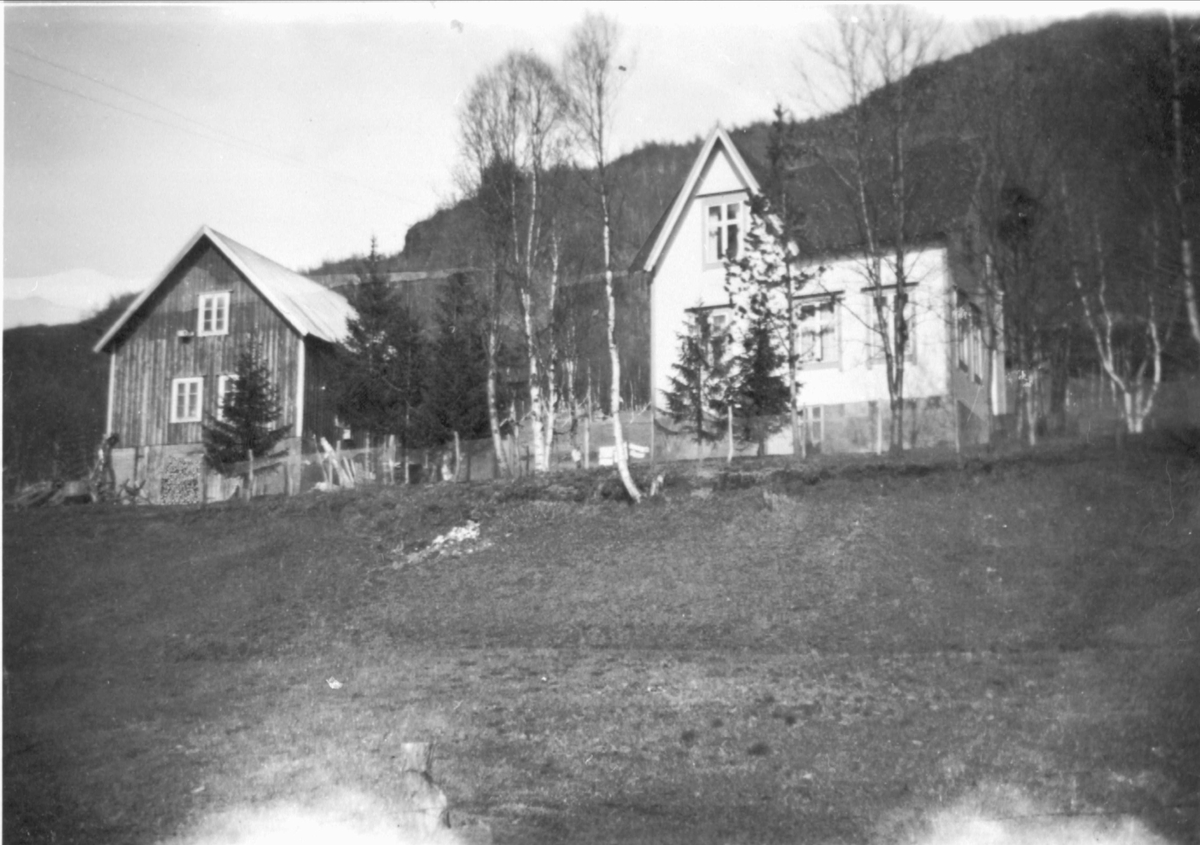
[704,197,743,265]
[198,292,230,336]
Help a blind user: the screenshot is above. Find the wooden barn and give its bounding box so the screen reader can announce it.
[93,226,356,503]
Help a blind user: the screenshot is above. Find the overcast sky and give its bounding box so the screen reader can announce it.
[2,1,1175,297]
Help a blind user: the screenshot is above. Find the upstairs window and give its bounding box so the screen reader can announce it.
[798,298,840,366]
[171,377,203,423]
[198,292,230,336]
[705,199,742,265]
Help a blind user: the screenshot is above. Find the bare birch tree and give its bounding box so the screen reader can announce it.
[563,12,641,501]
[805,5,942,453]
[459,52,569,475]
[958,24,1078,446]
[1062,175,1177,437]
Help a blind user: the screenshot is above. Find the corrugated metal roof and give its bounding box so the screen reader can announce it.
[94,226,356,352]
[208,229,356,344]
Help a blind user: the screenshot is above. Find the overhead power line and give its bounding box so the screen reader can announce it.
[5,49,410,204]
[8,45,284,161]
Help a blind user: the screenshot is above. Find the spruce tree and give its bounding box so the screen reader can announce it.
[336,238,428,456]
[734,311,790,455]
[664,311,735,452]
[337,238,403,441]
[202,341,290,474]
[423,273,491,448]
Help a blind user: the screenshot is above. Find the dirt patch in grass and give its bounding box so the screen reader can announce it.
[5,443,1199,844]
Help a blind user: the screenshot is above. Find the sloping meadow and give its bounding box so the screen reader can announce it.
[4,445,1198,844]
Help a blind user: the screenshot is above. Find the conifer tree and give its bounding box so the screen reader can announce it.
[202,341,290,475]
[664,311,735,453]
[336,238,427,456]
[423,272,492,451]
[733,311,790,455]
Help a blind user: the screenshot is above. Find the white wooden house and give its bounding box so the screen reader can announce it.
[632,126,1007,455]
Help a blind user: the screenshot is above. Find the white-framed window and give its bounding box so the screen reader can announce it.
[798,297,840,366]
[216,374,238,421]
[704,198,743,265]
[171,377,203,423]
[685,305,733,340]
[864,290,916,366]
[197,291,230,336]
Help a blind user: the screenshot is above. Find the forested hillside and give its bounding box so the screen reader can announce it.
[309,14,1198,288]
[3,296,134,492]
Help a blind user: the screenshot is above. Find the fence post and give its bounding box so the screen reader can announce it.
[246,448,254,501]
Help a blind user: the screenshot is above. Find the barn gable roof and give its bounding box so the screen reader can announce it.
[94,226,356,353]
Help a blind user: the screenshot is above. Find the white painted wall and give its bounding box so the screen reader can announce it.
[791,247,953,407]
[648,135,955,414]
[650,143,751,411]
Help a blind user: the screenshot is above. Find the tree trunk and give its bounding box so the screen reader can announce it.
[1169,15,1200,357]
[603,198,640,502]
[453,430,462,483]
[245,448,254,501]
[785,269,806,460]
[518,287,548,474]
[485,324,512,479]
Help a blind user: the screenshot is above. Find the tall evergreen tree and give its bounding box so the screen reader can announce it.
[733,311,790,456]
[336,238,427,453]
[202,341,290,475]
[726,106,818,459]
[664,311,736,452]
[423,272,491,449]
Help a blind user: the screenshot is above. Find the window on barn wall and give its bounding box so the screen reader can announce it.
[216,374,238,421]
[704,197,743,266]
[798,297,840,366]
[171,377,203,423]
[198,292,230,336]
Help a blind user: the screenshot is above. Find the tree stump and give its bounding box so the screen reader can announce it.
[395,741,450,835]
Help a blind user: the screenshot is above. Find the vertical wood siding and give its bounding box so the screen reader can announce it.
[302,337,342,448]
[109,239,301,448]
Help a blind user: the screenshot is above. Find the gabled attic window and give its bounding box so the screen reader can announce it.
[198,292,230,336]
[704,198,743,266]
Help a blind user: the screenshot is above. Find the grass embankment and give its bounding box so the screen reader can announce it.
[4,445,1199,844]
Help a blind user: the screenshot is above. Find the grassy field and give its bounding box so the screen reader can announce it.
[4,443,1199,845]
